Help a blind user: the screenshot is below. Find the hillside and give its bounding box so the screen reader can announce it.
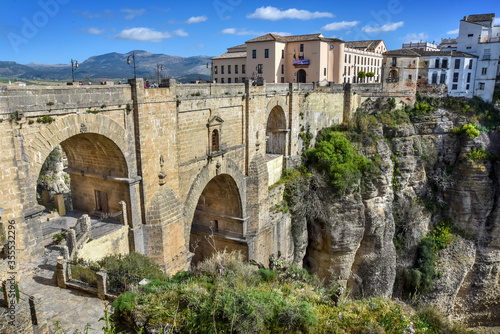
[0,50,212,82]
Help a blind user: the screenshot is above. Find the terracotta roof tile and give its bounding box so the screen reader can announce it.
[212,51,247,60]
[465,14,495,23]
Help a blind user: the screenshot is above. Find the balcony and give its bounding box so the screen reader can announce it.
[293,59,310,66]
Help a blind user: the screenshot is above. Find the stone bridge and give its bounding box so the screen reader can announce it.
[0,80,414,273]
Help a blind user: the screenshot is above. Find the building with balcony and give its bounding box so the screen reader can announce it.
[211,34,386,85]
[455,13,500,101]
[382,49,420,92]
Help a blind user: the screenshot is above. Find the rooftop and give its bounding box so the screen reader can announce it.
[384,49,421,57]
[464,13,495,23]
[412,49,477,58]
[245,33,343,44]
[345,40,384,51]
[212,51,247,60]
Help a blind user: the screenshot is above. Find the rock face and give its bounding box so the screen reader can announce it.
[290,103,500,326]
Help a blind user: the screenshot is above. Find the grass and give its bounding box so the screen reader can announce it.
[109,251,472,334]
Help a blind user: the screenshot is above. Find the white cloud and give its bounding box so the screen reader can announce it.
[447,28,459,35]
[173,29,188,37]
[321,21,359,31]
[402,32,429,42]
[247,6,334,21]
[221,28,290,36]
[121,8,145,20]
[362,21,404,34]
[186,16,208,24]
[83,28,105,35]
[114,27,187,42]
[74,10,111,19]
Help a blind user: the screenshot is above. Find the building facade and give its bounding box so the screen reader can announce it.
[455,14,500,101]
[212,34,386,85]
[343,40,386,83]
[402,41,440,51]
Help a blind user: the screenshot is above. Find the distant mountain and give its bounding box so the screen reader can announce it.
[0,50,212,82]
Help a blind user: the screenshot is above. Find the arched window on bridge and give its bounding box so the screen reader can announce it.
[212,129,219,152]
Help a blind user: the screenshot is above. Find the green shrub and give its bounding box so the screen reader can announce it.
[466,147,492,162]
[86,109,100,114]
[112,291,137,312]
[305,129,376,195]
[37,115,55,124]
[461,124,480,139]
[404,237,435,294]
[52,231,67,244]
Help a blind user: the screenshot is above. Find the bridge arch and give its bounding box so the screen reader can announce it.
[28,113,135,226]
[183,159,247,266]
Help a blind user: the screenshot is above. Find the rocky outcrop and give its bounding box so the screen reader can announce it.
[290,103,500,326]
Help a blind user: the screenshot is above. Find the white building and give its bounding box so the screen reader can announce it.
[455,13,500,101]
[402,41,440,51]
[439,38,458,51]
[414,50,478,98]
[343,40,386,83]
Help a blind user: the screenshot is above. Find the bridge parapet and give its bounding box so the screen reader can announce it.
[0,85,132,120]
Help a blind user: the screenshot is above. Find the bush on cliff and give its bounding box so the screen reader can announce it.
[304,129,376,195]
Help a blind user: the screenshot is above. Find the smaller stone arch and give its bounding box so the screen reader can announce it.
[266,105,287,155]
[388,70,398,82]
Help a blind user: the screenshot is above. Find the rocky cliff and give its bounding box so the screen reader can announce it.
[289,96,500,327]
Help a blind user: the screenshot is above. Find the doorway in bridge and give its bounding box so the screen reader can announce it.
[36,133,130,247]
[189,174,248,267]
[297,69,306,83]
[266,105,287,156]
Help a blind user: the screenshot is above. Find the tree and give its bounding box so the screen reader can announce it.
[357,71,366,83]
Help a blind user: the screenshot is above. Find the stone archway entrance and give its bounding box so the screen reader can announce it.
[189,174,247,266]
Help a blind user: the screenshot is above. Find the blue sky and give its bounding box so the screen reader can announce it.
[1,0,498,64]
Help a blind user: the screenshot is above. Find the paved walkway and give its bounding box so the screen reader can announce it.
[19,247,107,334]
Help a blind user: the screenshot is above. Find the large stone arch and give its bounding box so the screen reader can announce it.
[27,113,131,179]
[183,158,246,265]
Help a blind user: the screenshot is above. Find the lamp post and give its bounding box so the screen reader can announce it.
[71,59,79,82]
[156,64,164,84]
[206,62,213,82]
[127,52,137,79]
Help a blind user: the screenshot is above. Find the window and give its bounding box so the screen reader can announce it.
[281,64,284,74]
[349,55,351,63]
[214,66,218,74]
[453,72,459,82]
[214,78,218,83]
[221,78,225,83]
[435,59,440,68]
[265,49,269,58]
[235,65,238,74]
[466,46,471,49]
[281,77,284,83]
[469,59,473,68]
[228,78,231,83]
[392,57,397,66]
[408,74,412,80]
[431,72,438,84]
[424,61,429,66]
[466,84,470,90]
[324,67,327,76]
[211,130,219,152]
[440,73,446,84]
[467,73,471,83]
[235,78,238,83]
[454,59,460,69]
[242,65,245,74]
[252,49,256,58]
[300,44,304,52]
[282,50,284,59]
[481,67,487,75]
[442,59,448,68]
[257,64,263,74]
[228,65,231,74]
[468,34,473,37]
[479,82,485,90]
[221,66,224,74]
[452,84,457,90]
[345,54,347,62]
[483,49,491,60]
